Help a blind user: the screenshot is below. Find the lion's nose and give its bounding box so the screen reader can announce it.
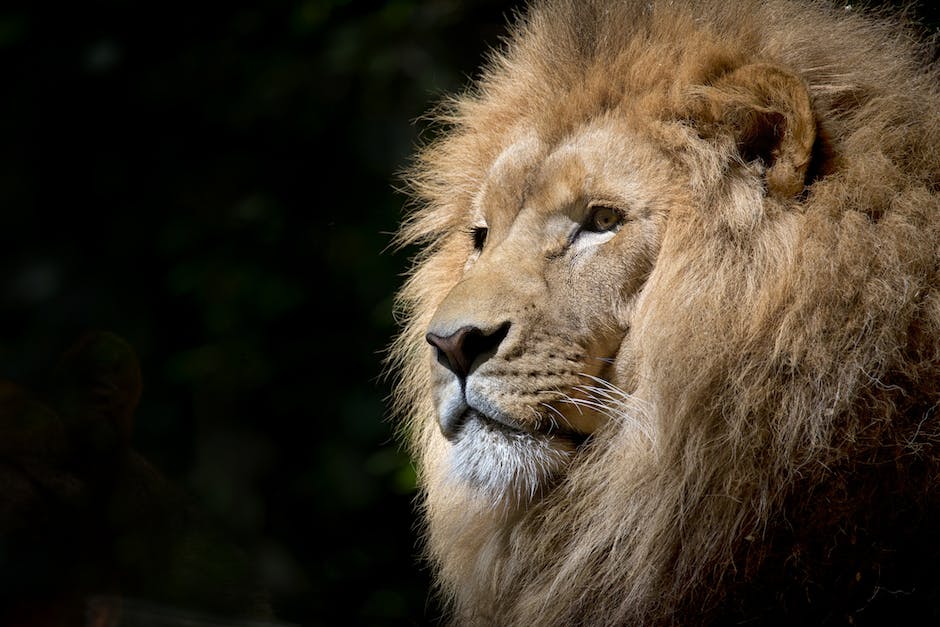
[426,323,509,380]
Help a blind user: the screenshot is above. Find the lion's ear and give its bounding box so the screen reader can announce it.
[689,63,817,198]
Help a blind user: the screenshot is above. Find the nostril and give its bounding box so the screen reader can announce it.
[426,330,471,378]
[461,322,509,370]
[426,322,510,379]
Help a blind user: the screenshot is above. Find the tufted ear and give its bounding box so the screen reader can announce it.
[688,63,818,198]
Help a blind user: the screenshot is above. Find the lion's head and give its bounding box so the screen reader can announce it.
[421,124,674,507]
[390,0,940,624]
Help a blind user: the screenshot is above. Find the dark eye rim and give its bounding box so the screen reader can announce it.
[583,205,625,233]
[471,225,488,250]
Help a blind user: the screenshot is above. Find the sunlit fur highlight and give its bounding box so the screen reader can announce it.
[448,420,575,508]
[389,0,940,624]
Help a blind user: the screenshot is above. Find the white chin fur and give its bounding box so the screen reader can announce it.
[448,418,576,509]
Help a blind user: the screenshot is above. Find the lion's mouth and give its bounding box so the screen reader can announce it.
[465,407,518,434]
[446,404,590,505]
[460,407,590,448]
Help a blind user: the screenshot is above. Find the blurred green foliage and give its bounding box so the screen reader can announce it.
[0,0,935,624]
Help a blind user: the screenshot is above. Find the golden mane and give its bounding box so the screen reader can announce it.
[390,0,940,623]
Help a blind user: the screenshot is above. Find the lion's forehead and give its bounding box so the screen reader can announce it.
[472,133,545,223]
[475,122,664,230]
[485,131,546,181]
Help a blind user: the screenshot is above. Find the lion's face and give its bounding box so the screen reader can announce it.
[425,120,676,505]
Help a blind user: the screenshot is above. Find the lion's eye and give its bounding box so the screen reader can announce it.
[584,206,623,233]
[471,226,488,250]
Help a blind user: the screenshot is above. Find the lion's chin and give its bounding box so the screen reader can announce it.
[447,414,580,509]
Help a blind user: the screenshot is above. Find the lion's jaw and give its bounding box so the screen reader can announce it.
[424,123,672,508]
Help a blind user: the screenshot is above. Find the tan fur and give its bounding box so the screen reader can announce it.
[389,1,940,624]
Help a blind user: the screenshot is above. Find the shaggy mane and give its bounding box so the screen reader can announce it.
[390,1,940,624]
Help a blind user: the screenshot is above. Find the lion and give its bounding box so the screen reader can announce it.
[389,0,940,624]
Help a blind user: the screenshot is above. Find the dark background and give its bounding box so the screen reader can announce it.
[0,1,935,625]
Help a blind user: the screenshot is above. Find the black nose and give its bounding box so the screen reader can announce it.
[425,323,509,379]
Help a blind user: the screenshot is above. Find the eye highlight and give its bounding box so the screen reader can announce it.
[584,205,624,233]
[471,225,488,250]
